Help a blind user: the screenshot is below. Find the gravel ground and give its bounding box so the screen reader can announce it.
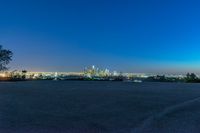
[0,81,200,133]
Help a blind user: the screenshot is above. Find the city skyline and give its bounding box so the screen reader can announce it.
[1,0,200,74]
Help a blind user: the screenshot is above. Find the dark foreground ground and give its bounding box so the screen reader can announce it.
[0,81,200,133]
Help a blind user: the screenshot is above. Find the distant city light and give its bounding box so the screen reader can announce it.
[0,73,6,77]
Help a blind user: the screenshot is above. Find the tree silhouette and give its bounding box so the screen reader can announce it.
[0,45,13,71]
[186,73,198,82]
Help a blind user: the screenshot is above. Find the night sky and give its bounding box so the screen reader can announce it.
[1,0,200,74]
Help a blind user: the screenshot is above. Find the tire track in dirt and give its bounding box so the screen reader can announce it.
[132,96,200,133]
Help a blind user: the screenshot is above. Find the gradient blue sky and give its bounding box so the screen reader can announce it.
[1,0,200,74]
